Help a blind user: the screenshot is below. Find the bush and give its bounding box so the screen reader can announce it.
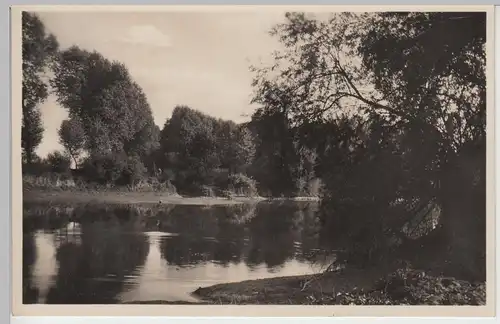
[129,177,177,194]
[22,159,49,175]
[120,155,148,185]
[200,185,216,197]
[23,173,76,190]
[227,173,258,197]
[80,153,148,186]
[294,177,324,197]
[330,268,486,305]
[45,151,71,174]
[307,178,324,197]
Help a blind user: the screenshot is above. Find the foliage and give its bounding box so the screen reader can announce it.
[221,124,256,174]
[247,109,297,197]
[22,174,178,193]
[58,118,86,168]
[22,12,59,165]
[227,173,259,197]
[23,173,77,191]
[157,106,257,195]
[51,46,159,184]
[315,268,486,305]
[130,178,177,194]
[45,151,71,174]
[248,108,320,197]
[79,152,148,186]
[253,12,486,276]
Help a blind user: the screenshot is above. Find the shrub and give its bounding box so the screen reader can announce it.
[227,173,258,197]
[23,173,76,190]
[45,151,71,174]
[307,178,324,197]
[120,155,148,186]
[331,268,486,305]
[129,177,177,194]
[200,185,216,197]
[80,152,148,186]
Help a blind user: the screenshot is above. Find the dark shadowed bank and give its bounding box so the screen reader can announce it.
[121,266,486,305]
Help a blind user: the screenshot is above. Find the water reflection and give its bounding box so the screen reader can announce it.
[23,201,329,304]
[22,234,39,304]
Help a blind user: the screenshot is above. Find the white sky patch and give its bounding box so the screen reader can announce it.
[121,25,172,47]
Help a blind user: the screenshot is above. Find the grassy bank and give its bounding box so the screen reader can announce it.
[23,174,320,206]
[24,189,320,206]
[191,266,486,305]
[23,189,267,206]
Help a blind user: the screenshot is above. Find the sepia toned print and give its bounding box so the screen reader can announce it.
[12,5,495,317]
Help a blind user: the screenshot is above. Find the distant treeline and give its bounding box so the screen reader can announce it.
[22,11,486,280]
[22,12,320,197]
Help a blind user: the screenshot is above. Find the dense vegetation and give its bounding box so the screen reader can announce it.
[249,12,486,282]
[22,13,318,197]
[22,11,486,284]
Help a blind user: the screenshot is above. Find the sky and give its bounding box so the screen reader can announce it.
[33,10,287,157]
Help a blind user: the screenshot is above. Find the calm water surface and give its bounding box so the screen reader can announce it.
[23,201,330,304]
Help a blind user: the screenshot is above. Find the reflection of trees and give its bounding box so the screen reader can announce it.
[160,235,216,267]
[212,205,251,266]
[246,202,301,269]
[158,205,253,267]
[156,202,322,269]
[45,219,149,304]
[158,205,219,237]
[24,201,327,304]
[158,205,217,266]
[23,203,69,233]
[295,203,324,262]
[23,234,39,304]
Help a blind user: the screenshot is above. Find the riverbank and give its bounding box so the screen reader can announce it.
[191,266,392,305]
[23,189,320,206]
[117,265,487,305]
[190,266,486,305]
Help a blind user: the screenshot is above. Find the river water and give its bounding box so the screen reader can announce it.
[23,201,331,304]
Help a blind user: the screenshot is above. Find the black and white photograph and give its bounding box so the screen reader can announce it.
[13,5,494,316]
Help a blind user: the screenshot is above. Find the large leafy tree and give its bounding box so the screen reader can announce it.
[51,46,159,183]
[159,106,222,192]
[158,106,257,193]
[22,12,59,166]
[216,121,256,175]
[248,107,320,197]
[252,12,486,279]
[248,108,297,197]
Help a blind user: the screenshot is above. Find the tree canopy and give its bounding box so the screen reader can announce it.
[251,12,486,279]
[51,46,159,184]
[21,11,487,280]
[158,106,256,194]
[22,12,59,166]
